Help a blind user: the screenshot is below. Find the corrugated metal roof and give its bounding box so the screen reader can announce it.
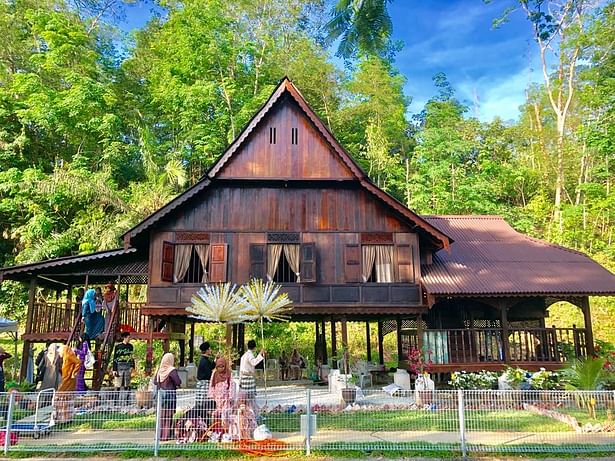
[422,216,615,296]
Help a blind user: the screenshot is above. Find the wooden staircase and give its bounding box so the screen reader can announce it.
[66,300,121,391]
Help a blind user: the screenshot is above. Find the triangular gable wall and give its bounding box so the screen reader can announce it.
[217,96,355,180]
[122,78,451,249]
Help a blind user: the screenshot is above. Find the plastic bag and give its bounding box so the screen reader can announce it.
[84,349,96,369]
[253,424,272,441]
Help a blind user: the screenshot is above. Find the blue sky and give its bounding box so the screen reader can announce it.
[120,0,542,123]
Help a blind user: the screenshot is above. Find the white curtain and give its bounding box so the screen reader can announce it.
[194,244,210,283]
[361,245,376,282]
[173,244,192,283]
[283,244,301,282]
[375,245,393,283]
[266,244,283,281]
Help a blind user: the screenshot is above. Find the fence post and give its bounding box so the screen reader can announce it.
[3,391,15,455]
[457,389,467,459]
[153,390,162,457]
[305,388,312,455]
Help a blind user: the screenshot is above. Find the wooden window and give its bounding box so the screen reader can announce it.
[249,244,266,280]
[208,243,228,282]
[273,251,296,283]
[300,243,316,282]
[175,245,210,284]
[161,241,175,282]
[269,126,277,144]
[291,127,298,145]
[344,244,361,282]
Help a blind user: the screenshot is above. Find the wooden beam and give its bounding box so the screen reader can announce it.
[341,318,348,349]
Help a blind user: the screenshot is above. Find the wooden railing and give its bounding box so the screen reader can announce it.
[28,301,150,336]
[410,327,588,366]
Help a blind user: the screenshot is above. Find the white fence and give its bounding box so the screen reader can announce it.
[0,388,613,456]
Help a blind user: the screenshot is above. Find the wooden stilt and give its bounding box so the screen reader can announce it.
[179,339,186,366]
[189,322,195,363]
[366,321,372,362]
[331,320,337,361]
[396,319,403,366]
[377,321,384,365]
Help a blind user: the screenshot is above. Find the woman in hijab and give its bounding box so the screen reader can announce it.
[75,336,90,393]
[0,347,12,392]
[40,344,62,391]
[102,284,117,329]
[54,345,81,423]
[82,288,105,340]
[289,348,302,380]
[155,353,182,441]
[208,357,235,432]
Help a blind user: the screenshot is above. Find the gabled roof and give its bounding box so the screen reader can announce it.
[421,215,615,296]
[121,77,451,249]
[0,248,147,286]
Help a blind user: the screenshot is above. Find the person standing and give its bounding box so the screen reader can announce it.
[40,344,62,391]
[155,353,182,441]
[239,339,265,399]
[75,336,90,393]
[82,288,105,341]
[55,345,81,423]
[0,347,12,392]
[196,341,215,406]
[113,332,135,403]
[208,357,234,432]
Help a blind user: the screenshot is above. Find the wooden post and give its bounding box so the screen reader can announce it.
[238,323,245,356]
[330,320,337,362]
[341,318,348,373]
[320,320,327,366]
[145,317,155,375]
[580,297,595,356]
[65,284,73,330]
[365,321,372,362]
[500,303,511,363]
[20,277,37,380]
[225,323,232,351]
[179,339,186,366]
[417,313,424,351]
[396,319,403,366]
[377,321,384,365]
[189,322,195,363]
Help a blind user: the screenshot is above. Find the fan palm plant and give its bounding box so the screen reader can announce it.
[240,279,293,402]
[186,283,254,359]
[562,356,607,418]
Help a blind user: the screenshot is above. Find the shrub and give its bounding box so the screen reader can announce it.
[449,370,498,390]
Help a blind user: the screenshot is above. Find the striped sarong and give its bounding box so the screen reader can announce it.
[196,379,209,405]
[239,375,257,399]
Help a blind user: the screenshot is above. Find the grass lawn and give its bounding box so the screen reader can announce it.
[264,409,572,433]
[558,407,614,426]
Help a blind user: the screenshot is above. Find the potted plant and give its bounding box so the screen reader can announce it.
[133,371,153,408]
[340,348,357,404]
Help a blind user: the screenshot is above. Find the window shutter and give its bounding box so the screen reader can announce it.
[161,241,175,282]
[344,244,361,282]
[209,243,228,282]
[300,243,316,282]
[396,244,415,283]
[249,244,266,280]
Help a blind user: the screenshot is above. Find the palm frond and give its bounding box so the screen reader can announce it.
[240,278,293,322]
[186,282,254,324]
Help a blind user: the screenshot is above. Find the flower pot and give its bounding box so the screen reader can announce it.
[341,387,357,404]
[135,389,153,408]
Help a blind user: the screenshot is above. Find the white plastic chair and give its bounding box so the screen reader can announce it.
[266,358,279,380]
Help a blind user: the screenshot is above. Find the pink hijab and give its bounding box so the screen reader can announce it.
[156,352,175,383]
